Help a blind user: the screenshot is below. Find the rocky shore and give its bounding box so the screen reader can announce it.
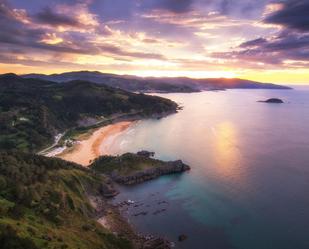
[90,151,191,185]
[111,159,190,185]
[89,151,191,248]
[89,192,173,249]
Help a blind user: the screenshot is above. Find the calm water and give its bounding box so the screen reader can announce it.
[105,88,309,249]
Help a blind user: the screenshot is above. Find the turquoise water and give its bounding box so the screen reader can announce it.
[108,88,309,249]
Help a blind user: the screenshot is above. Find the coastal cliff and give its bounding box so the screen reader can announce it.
[90,152,190,185]
[0,150,178,249]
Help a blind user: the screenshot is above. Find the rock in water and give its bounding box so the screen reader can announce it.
[178,234,188,242]
[142,237,172,249]
[259,98,284,103]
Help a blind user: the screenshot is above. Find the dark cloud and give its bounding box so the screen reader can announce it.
[0,1,165,61]
[266,0,309,31]
[219,0,232,15]
[0,1,45,46]
[215,32,309,67]
[264,33,309,51]
[221,0,309,67]
[146,0,194,13]
[34,7,82,27]
[239,38,267,48]
[200,0,272,18]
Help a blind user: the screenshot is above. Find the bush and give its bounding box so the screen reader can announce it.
[0,225,39,249]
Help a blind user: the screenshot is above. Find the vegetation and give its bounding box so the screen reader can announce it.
[0,73,181,248]
[90,153,167,176]
[0,73,177,152]
[0,150,133,249]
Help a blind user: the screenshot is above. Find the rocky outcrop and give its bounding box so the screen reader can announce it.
[111,160,190,185]
[142,237,172,249]
[259,98,284,103]
[99,181,119,198]
[178,234,188,242]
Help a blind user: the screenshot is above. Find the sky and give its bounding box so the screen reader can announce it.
[0,0,308,84]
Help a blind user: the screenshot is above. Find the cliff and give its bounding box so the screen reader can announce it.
[90,152,190,185]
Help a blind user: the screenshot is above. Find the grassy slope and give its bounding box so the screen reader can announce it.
[0,151,132,249]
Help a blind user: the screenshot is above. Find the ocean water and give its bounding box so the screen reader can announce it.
[106,88,309,249]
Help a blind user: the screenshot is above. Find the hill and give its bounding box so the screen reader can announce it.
[23,71,198,93]
[22,71,291,92]
[0,151,133,249]
[0,74,177,152]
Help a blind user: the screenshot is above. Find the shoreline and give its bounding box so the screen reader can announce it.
[89,194,173,249]
[43,110,177,163]
[45,111,180,248]
[56,121,134,166]
[47,110,177,166]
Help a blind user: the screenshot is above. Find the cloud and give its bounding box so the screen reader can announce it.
[1,0,308,75]
[151,0,194,13]
[99,44,165,60]
[239,38,267,48]
[34,3,99,31]
[265,0,309,31]
[214,0,309,69]
[0,1,165,61]
[214,31,309,68]
[34,7,82,27]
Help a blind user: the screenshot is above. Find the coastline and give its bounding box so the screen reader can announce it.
[89,194,172,249]
[45,111,181,248]
[46,110,177,166]
[57,121,134,166]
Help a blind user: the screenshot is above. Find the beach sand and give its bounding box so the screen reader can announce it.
[58,121,133,166]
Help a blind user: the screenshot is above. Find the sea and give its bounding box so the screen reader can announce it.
[103,87,309,249]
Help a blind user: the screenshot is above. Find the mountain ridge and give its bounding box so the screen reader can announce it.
[22,71,292,92]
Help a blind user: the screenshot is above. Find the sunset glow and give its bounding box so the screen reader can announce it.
[1,0,308,84]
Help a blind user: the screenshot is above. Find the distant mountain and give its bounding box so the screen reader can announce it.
[0,73,177,152]
[23,71,198,93]
[22,71,292,92]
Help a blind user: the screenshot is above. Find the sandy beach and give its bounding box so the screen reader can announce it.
[57,121,133,166]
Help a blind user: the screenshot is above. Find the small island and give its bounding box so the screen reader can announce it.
[259,98,284,103]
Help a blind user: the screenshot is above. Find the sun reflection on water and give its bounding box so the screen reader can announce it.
[212,121,244,181]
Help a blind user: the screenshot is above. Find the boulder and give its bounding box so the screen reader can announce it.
[178,234,188,242]
[99,183,118,198]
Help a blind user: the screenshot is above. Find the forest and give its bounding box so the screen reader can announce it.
[0,73,177,152]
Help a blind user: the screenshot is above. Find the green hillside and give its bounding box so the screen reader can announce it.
[0,74,177,152]
[90,153,164,176]
[0,151,133,249]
